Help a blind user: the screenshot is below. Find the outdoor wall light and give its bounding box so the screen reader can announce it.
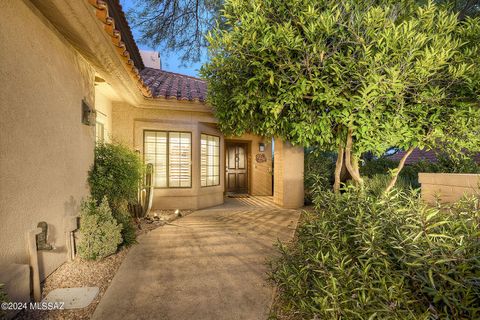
[82,99,96,126]
[259,143,265,152]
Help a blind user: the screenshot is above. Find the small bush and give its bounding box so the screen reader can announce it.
[88,142,143,206]
[271,185,480,319]
[77,198,122,260]
[112,205,137,247]
[88,142,142,245]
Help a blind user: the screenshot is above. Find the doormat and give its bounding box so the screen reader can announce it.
[42,287,99,309]
[228,194,250,198]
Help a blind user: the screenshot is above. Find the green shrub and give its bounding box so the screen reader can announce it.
[77,197,122,260]
[0,283,7,317]
[112,205,137,247]
[360,157,399,178]
[271,185,480,319]
[362,153,480,189]
[304,149,336,203]
[363,174,411,196]
[88,142,142,245]
[88,142,143,206]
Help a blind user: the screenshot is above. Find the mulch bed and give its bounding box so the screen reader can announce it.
[15,209,192,320]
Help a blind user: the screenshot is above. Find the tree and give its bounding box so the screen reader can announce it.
[201,0,480,193]
[125,0,477,63]
[126,0,223,62]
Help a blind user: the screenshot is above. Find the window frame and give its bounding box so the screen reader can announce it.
[200,133,221,187]
[143,130,193,189]
[95,121,105,142]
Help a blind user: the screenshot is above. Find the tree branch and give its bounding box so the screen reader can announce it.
[384,147,414,193]
[334,143,344,193]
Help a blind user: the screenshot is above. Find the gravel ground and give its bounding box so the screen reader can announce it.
[15,209,192,320]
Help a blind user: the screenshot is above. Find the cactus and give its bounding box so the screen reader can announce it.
[128,163,154,219]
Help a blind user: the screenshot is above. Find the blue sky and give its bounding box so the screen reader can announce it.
[120,0,206,77]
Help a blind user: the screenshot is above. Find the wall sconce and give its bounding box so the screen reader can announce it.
[259,143,265,152]
[82,99,96,126]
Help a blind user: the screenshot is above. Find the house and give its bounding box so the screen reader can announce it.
[387,148,480,165]
[0,0,304,304]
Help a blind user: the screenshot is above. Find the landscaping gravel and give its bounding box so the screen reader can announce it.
[15,209,192,320]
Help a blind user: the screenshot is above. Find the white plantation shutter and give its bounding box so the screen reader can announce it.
[144,131,191,188]
[201,134,220,187]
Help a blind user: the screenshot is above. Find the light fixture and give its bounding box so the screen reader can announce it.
[259,143,265,152]
[82,99,96,126]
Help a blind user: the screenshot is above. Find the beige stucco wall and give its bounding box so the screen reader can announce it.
[274,139,304,209]
[112,102,225,210]
[0,1,95,280]
[94,89,113,142]
[419,173,480,204]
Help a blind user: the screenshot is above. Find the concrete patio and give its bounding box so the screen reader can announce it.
[92,197,301,320]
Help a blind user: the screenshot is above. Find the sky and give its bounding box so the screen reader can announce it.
[120,0,206,77]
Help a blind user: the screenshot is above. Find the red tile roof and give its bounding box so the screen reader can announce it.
[89,0,152,97]
[140,68,207,102]
[388,148,480,164]
[388,149,439,165]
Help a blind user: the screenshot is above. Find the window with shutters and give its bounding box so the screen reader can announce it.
[144,130,192,188]
[201,134,220,187]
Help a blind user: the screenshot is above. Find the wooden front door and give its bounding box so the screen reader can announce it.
[226,143,248,194]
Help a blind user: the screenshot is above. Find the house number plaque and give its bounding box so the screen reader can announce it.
[255,153,267,163]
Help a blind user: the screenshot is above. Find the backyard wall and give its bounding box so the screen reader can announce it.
[419,173,480,204]
[273,139,304,209]
[0,0,95,283]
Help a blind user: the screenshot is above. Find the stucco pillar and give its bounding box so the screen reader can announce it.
[273,138,304,209]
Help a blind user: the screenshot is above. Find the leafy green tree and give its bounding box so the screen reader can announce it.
[126,0,223,62]
[125,0,477,63]
[202,0,480,193]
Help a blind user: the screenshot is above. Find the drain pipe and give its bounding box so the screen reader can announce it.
[26,227,42,302]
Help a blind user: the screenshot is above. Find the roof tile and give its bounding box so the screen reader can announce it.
[140,68,207,102]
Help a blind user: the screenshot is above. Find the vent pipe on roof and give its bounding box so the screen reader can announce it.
[140,50,161,70]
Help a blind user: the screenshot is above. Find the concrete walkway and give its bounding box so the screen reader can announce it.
[92,197,301,320]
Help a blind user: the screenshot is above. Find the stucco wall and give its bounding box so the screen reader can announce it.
[112,102,225,210]
[419,173,480,204]
[274,139,304,209]
[0,1,95,280]
[94,90,113,142]
[112,103,275,209]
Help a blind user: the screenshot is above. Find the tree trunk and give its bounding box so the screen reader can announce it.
[344,129,364,186]
[384,147,414,193]
[351,155,361,178]
[334,144,344,193]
